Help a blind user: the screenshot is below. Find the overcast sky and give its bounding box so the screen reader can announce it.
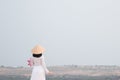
[0,0,120,67]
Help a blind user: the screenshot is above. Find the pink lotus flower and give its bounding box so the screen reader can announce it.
[27,58,33,67]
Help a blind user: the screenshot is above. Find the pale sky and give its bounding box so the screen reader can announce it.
[0,0,120,67]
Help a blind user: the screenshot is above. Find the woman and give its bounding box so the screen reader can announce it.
[29,45,52,80]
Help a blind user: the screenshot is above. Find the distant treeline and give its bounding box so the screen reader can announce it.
[0,75,120,80]
[0,75,29,80]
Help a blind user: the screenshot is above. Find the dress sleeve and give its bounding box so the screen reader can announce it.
[41,55,49,74]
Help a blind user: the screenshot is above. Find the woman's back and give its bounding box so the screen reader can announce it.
[32,56,43,66]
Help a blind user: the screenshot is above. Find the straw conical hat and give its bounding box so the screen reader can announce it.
[31,45,45,54]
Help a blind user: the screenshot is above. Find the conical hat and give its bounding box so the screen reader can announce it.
[31,45,45,54]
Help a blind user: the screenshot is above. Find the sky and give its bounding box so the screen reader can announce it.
[0,0,120,67]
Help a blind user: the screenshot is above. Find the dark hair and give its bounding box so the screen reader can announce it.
[33,53,42,58]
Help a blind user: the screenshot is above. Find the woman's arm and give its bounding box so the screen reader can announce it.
[41,55,49,74]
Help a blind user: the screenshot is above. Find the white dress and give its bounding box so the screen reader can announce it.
[30,55,49,80]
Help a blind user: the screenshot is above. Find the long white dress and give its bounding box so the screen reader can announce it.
[30,55,49,80]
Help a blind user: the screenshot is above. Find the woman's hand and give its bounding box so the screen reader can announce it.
[47,71,54,75]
